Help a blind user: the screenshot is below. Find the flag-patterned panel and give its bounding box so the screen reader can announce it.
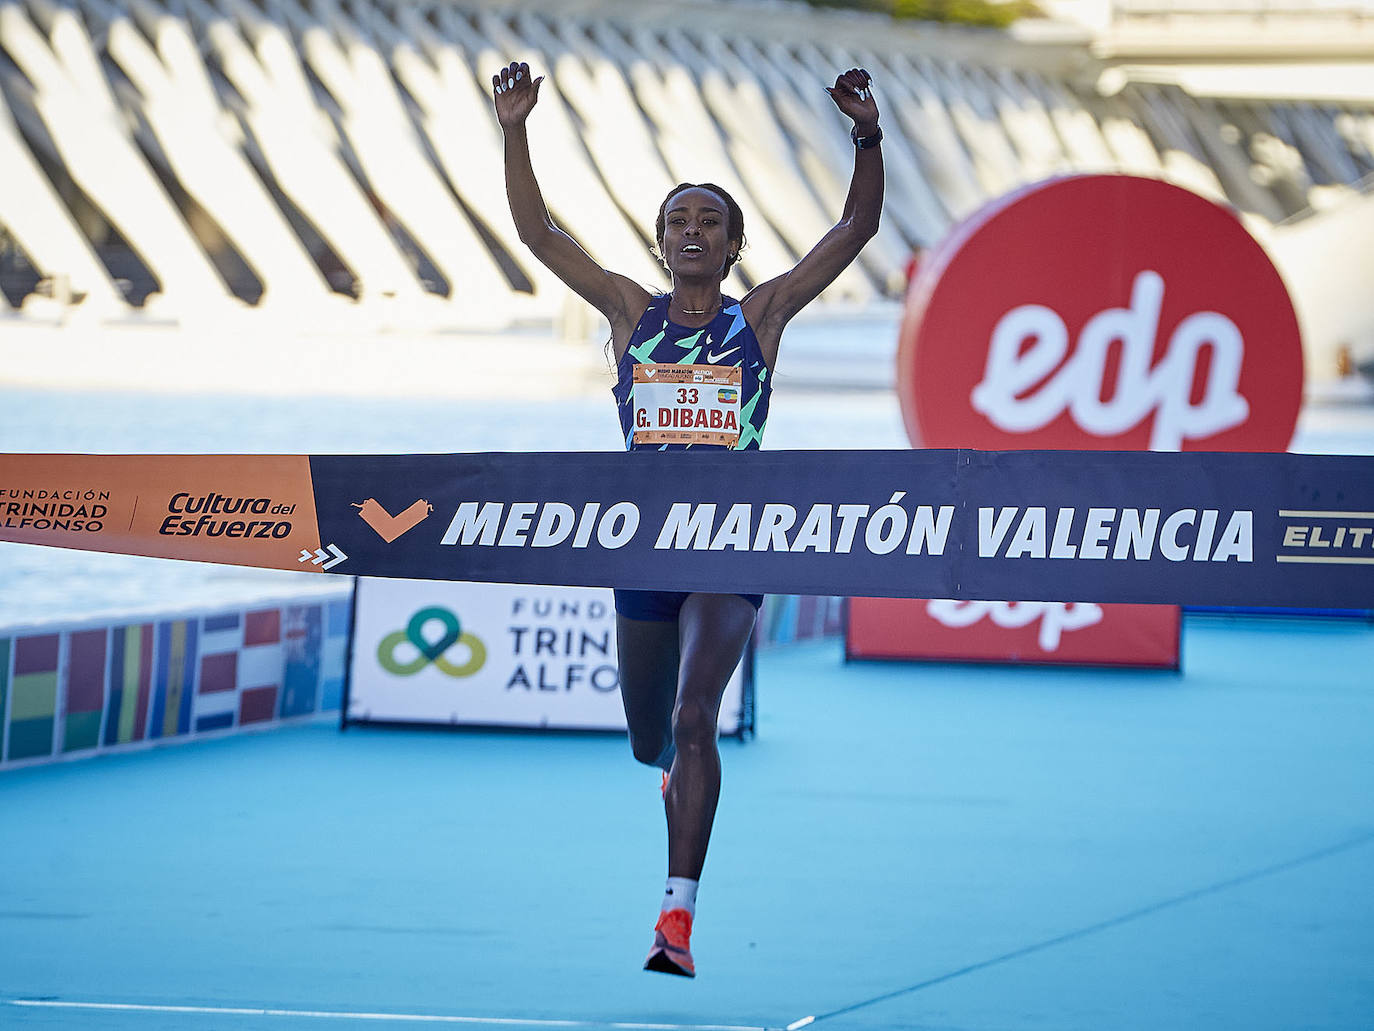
[281,605,322,719]
[196,613,243,733]
[320,600,350,712]
[1,592,351,769]
[0,638,10,757]
[106,624,155,746]
[7,634,60,761]
[62,630,107,753]
[150,619,199,740]
[239,607,284,725]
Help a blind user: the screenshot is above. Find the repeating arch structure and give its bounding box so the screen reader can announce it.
[1,0,1370,328]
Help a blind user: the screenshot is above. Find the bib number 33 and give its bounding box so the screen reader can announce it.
[633,364,742,447]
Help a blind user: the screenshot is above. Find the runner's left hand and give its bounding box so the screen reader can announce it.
[826,68,878,132]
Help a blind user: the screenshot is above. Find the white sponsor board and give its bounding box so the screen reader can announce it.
[346,578,751,734]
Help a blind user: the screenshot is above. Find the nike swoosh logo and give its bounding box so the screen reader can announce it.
[706,346,739,363]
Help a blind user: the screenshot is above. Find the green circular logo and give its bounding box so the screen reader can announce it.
[378,606,486,677]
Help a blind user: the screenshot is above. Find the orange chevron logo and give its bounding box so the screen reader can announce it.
[353,498,433,543]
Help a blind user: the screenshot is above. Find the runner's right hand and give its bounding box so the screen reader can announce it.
[492,61,543,129]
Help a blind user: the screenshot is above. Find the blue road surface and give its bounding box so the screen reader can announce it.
[3,614,1372,1030]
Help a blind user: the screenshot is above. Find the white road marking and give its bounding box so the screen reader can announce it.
[7,1000,770,1031]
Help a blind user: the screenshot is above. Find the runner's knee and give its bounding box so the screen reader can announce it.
[672,698,717,753]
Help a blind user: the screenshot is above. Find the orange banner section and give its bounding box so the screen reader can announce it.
[0,454,321,571]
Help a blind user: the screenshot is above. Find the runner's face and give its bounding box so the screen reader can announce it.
[662,189,734,281]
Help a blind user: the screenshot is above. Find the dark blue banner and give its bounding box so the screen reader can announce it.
[308,449,1374,609]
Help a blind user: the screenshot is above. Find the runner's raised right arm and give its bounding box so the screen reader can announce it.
[493,61,649,339]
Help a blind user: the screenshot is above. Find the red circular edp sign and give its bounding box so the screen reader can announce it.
[898,175,1303,452]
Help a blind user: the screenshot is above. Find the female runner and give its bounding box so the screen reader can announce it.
[494,59,883,977]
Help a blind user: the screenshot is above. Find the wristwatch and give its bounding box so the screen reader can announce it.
[851,124,883,150]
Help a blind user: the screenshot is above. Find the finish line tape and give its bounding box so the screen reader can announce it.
[0,449,1370,608]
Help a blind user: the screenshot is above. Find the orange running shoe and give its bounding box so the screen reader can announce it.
[643,908,695,977]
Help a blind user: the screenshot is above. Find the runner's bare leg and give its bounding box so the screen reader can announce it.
[666,593,757,878]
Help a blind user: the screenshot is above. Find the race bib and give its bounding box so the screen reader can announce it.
[632,364,742,447]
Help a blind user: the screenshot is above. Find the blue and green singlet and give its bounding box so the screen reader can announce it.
[613,294,772,451]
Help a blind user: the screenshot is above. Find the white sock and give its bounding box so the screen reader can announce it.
[661,877,698,917]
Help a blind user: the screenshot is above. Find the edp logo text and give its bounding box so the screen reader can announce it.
[971,270,1250,450]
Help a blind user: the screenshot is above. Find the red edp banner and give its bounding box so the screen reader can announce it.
[867,174,1305,667]
[846,597,1180,669]
[897,174,1303,454]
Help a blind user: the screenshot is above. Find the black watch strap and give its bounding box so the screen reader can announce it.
[851,124,883,150]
